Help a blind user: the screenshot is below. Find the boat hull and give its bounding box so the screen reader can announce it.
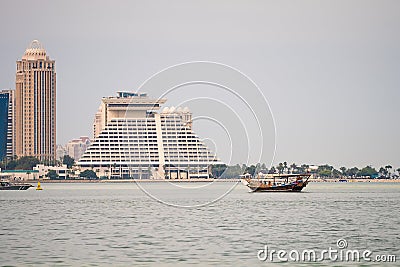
[242,174,311,193]
[248,184,307,192]
[0,184,33,190]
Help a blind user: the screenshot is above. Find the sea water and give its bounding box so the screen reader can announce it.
[0,182,399,266]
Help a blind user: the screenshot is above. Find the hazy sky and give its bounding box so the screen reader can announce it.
[0,1,399,168]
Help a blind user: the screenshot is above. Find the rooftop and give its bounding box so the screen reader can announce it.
[21,40,49,61]
[116,91,147,98]
[2,170,39,173]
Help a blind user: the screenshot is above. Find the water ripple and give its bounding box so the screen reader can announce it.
[0,182,399,266]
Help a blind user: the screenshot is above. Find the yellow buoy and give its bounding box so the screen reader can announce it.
[36,181,43,190]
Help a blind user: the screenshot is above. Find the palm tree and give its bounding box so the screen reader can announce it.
[277,163,284,174]
[379,167,388,178]
[301,164,309,173]
[269,166,276,174]
[340,167,347,177]
[261,163,266,171]
[241,164,247,173]
[385,165,393,178]
[290,163,297,174]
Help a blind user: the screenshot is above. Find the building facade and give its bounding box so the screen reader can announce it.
[15,40,56,162]
[56,144,67,161]
[33,164,68,179]
[65,136,91,161]
[0,169,39,181]
[0,89,15,160]
[78,92,220,179]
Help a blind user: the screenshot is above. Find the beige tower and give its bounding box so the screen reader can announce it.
[15,40,56,162]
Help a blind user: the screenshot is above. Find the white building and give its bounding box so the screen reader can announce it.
[33,164,68,179]
[56,144,66,161]
[93,105,103,139]
[65,136,91,161]
[78,92,221,179]
[0,169,39,181]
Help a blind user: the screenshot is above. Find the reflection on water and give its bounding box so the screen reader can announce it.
[1,182,399,266]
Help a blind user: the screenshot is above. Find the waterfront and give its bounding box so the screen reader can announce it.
[1,182,399,266]
[24,178,400,183]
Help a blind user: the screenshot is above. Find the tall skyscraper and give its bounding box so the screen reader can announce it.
[15,40,56,162]
[0,89,15,160]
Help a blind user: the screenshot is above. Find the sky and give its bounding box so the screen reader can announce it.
[0,0,399,168]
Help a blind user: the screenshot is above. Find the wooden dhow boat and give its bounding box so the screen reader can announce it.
[241,173,311,192]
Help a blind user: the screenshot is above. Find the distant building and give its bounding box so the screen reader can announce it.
[308,165,319,172]
[78,92,220,179]
[0,89,15,160]
[15,40,56,162]
[33,164,68,179]
[0,169,39,181]
[93,105,103,139]
[65,136,91,161]
[56,144,67,161]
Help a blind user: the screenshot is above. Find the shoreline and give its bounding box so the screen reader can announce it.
[311,178,400,183]
[28,178,240,183]
[24,178,400,183]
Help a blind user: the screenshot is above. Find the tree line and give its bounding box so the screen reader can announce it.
[0,155,99,180]
[2,156,399,180]
[211,162,400,179]
[0,155,75,170]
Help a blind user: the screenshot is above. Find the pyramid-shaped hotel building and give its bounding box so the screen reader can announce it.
[78,92,220,179]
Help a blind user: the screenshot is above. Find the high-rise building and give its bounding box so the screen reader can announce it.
[55,144,66,162]
[93,105,103,139]
[65,136,91,161]
[0,89,15,160]
[15,40,56,162]
[78,92,220,179]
